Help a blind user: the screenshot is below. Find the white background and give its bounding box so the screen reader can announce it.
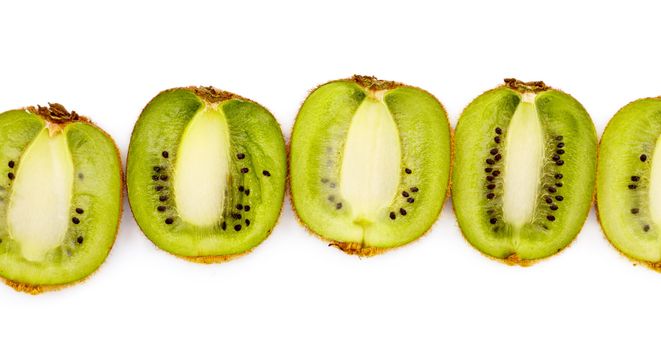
[1,0,660,349]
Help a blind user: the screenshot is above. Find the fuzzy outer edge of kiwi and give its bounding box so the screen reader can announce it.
[452,78,596,267]
[2,103,124,294]
[126,86,286,264]
[288,75,453,257]
[595,96,661,272]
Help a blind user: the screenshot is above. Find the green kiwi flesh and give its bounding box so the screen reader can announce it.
[127,87,286,261]
[290,75,452,255]
[597,97,661,267]
[0,104,122,293]
[453,79,597,263]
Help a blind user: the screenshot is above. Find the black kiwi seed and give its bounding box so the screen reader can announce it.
[165,218,174,225]
[640,154,647,162]
[555,173,563,179]
[162,151,169,158]
[244,205,250,212]
[555,195,563,201]
[487,184,496,190]
[644,224,650,232]
[389,212,396,220]
[8,160,14,168]
[555,182,563,187]
[405,168,412,174]
[631,176,640,182]
[492,170,500,176]
[628,184,637,190]
[157,206,166,212]
[336,203,342,209]
[486,193,495,199]
[238,185,245,192]
[556,136,563,141]
[550,204,559,211]
[233,213,242,219]
[485,168,493,173]
[494,136,501,143]
[244,189,250,195]
[72,217,80,224]
[152,175,160,181]
[236,204,243,210]
[8,173,14,180]
[234,224,242,231]
[410,187,419,192]
[399,208,407,215]
[486,175,494,182]
[556,149,565,155]
[221,222,227,230]
[153,166,161,172]
[547,215,556,221]
[486,159,495,165]
[76,208,84,214]
[237,153,245,160]
[556,160,564,166]
[159,195,168,202]
[631,208,639,214]
[407,198,414,203]
[241,168,249,174]
[490,148,498,155]
[328,195,335,202]
[547,186,557,193]
[77,236,84,244]
[494,154,502,161]
[495,127,502,135]
[245,219,250,226]
[262,170,271,177]
[155,185,164,191]
[160,175,169,181]
[402,191,410,197]
[545,196,553,204]
[557,143,565,148]
[489,218,497,224]
[552,154,560,161]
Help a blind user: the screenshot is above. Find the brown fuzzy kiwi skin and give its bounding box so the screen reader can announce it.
[127,86,286,264]
[289,75,453,257]
[1,103,124,294]
[452,78,595,267]
[595,96,661,272]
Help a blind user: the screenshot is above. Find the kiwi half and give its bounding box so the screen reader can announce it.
[0,104,122,293]
[453,79,597,264]
[127,87,286,262]
[597,97,661,267]
[290,75,452,255]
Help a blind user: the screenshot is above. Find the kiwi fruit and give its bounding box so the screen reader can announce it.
[127,86,286,262]
[0,103,122,293]
[289,75,452,255]
[597,97,661,268]
[453,79,597,264]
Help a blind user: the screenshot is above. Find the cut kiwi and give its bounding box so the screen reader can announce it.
[597,97,661,267]
[0,103,122,293]
[453,79,597,264]
[127,86,286,262]
[290,75,452,255]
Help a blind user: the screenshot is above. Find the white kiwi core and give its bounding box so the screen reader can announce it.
[7,127,74,262]
[173,107,231,227]
[501,93,545,229]
[339,93,401,226]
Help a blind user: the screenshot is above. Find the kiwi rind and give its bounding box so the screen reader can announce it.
[453,79,597,265]
[127,86,286,262]
[290,75,452,256]
[0,103,123,294]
